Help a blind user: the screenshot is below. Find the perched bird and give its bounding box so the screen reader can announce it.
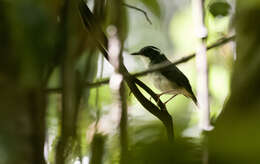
[131,46,197,106]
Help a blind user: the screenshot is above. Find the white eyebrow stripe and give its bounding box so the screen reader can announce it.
[150,47,160,52]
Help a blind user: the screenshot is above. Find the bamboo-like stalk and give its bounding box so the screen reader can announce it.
[192,0,213,131]
[107,26,129,163]
[192,1,213,164]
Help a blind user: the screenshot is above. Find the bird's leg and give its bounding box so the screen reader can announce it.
[163,94,177,105]
[154,89,176,103]
[157,89,176,97]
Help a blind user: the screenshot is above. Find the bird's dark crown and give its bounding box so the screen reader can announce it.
[131,46,167,63]
[131,46,161,57]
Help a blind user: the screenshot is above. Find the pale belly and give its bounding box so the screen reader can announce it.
[150,72,181,95]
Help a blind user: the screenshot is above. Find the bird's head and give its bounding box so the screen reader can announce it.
[131,46,162,61]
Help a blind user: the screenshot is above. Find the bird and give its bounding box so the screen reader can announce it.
[131,46,197,106]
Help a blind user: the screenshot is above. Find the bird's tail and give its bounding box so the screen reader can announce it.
[190,92,198,107]
[184,89,198,107]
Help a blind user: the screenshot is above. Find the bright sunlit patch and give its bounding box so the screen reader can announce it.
[209,65,230,117]
[74,156,89,164]
[169,5,197,55]
[109,73,123,91]
[182,124,201,138]
[209,65,230,101]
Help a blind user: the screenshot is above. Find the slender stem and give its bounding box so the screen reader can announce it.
[192,0,213,131]
[87,35,235,87]
[192,1,212,164]
[44,35,235,93]
[45,35,235,94]
[87,35,234,86]
[122,2,152,24]
[55,0,71,163]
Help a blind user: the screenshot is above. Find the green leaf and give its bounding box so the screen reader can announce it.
[139,0,161,17]
[209,1,231,17]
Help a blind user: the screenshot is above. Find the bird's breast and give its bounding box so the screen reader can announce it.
[150,72,180,94]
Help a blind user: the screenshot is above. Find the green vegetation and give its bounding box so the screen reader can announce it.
[1,0,260,164]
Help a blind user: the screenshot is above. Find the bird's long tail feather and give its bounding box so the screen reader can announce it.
[191,93,198,107]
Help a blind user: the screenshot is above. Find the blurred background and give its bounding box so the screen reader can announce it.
[1,0,260,163]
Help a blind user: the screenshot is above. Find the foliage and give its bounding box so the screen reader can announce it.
[208,1,231,17]
[1,0,259,164]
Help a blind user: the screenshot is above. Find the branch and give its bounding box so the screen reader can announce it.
[78,0,174,140]
[46,75,171,121]
[87,35,235,87]
[134,78,166,110]
[44,35,235,93]
[133,78,174,140]
[124,74,174,140]
[122,3,152,25]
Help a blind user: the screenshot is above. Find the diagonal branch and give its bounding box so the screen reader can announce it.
[78,0,174,140]
[122,3,152,25]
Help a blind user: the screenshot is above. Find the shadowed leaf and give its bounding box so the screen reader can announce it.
[209,1,231,17]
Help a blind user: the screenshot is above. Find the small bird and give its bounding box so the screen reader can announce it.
[131,46,197,106]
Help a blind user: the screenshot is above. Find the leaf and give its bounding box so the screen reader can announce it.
[209,1,231,17]
[139,0,161,17]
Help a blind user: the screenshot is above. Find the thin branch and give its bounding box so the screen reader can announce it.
[90,35,235,86]
[122,3,152,25]
[131,35,235,77]
[87,35,235,87]
[44,35,235,93]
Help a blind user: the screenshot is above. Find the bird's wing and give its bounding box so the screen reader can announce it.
[160,63,190,88]
[160,63,197,103]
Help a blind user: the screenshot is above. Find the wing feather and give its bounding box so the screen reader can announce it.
[160,61,197,104]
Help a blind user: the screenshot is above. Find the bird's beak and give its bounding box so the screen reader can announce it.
[130,52,141,56]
